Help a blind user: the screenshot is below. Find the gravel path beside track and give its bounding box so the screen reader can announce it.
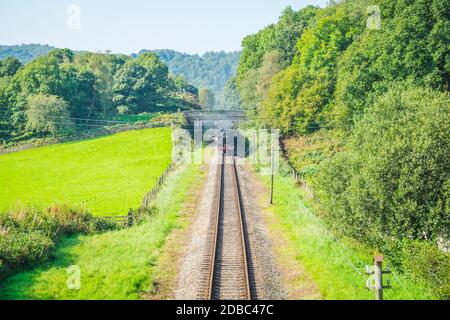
[175,158,218,299]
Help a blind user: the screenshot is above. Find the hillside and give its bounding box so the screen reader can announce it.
[0,44,55,64]
[136,49,241,107]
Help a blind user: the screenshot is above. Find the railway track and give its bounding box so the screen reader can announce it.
[197,149,254,300]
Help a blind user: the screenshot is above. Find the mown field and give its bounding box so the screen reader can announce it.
[0,128,172,216]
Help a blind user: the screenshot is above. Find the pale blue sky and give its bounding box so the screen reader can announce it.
[0,0,328,55]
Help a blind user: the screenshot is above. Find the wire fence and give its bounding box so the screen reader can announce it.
[103,162,175,227]
[141,163,175,208]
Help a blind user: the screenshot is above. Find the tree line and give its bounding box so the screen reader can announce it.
[0,49,199,143]
[235,0,449,298]
[0,44,54,64]
[137,49,241,108]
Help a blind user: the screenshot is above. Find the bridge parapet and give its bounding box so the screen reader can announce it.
[184,110,245,121]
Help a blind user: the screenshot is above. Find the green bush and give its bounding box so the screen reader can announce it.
[150,113,187,127]
[402,241,450,299]
[0,230,54,271]
[317,85,449,244]
[0,205,117,238]
[333,0,449,128]
[0,205,118,278]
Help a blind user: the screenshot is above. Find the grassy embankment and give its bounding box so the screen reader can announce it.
[0,128,172,216]
[256,163,437,300]
[0,160,202,300]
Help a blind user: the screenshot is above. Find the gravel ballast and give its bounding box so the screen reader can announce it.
[175,154,286,300]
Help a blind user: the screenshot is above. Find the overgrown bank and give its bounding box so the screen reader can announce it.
[0,205,118,281]
[0,162,201,300]
[255,162,437,300]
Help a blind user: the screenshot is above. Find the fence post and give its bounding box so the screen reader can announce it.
[374,255,383,300]
[127,209,133,227]
[366,254,391,300]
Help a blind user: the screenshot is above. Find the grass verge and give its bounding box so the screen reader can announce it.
[256,168,437,300]
[0,162,201,300]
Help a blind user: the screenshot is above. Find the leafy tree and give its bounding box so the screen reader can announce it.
[259,2,364,134]
[170,74,198,96]
[136,52,171,104]
[273,6,319,65]
[238,50,285,118]
[237,5,319,83]
[169,74,199,108]
[0,77,14,141]
[333,0,450,128]
[238,26,276,82]
[237,69,260,117]
[0,57,22,77]
[199,88,215,109]
[14,55,64,97]
[0,47,197,143]
[237,5,325,121]
[113,60,147,114]
[234,0,450,296]
[4,54,66,137]
[26,94,74,136]
[113,53,171,114]
[223,77,242,110]
[75,52,115,119]
[48,48,75,64]
[136,52,169,85]
[261,66,303,133]
[255,51,285,102]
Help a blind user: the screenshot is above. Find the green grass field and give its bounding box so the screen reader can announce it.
[0,128,172,216]
[0,162,202,300]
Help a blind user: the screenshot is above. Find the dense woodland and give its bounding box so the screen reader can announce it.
[136,49,241,108]
[0,49,200,144]
[235,0,449,298]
